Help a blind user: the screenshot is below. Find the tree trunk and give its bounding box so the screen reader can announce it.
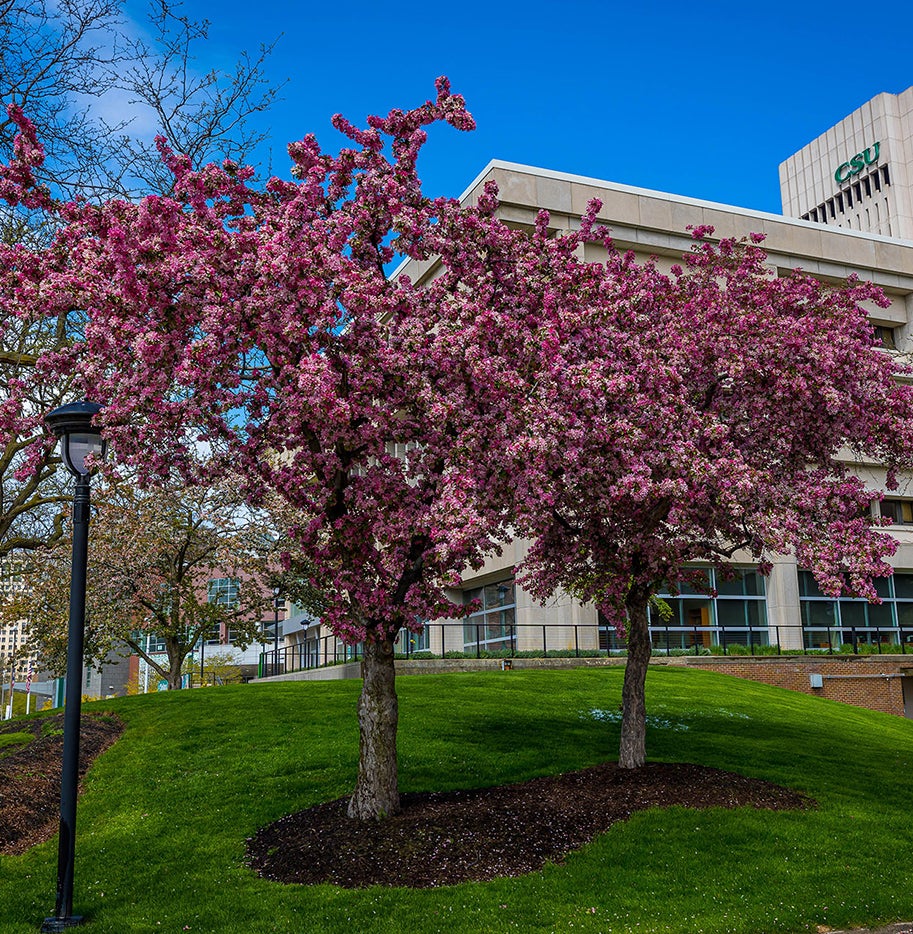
[619,585,652,769]
[166,649,184,690]
[166,668,183,690]
[347,632,400,820]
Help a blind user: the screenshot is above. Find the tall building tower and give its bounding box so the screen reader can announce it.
[779,87,913,239]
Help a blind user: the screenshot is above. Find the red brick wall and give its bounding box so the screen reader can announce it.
[680,655,913,717]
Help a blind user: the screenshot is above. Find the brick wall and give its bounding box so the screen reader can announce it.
[680,655,913,717]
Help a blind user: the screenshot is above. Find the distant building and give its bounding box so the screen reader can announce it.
[780,86,913,238]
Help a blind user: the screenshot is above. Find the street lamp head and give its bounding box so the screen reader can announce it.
[45,401,107,478]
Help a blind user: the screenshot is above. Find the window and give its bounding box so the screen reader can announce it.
[463,579,516,653]
[799,570,909,648]
[872,325,897,350]
[395,624,429,654]
[208,578,239,609]
[204,623,222,645]
[145,634,167,653]
[880,498,913,525]
[601,567,768,652]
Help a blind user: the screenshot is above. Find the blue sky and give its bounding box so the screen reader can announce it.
[128,0,913,215]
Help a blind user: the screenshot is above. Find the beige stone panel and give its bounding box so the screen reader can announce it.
[859,295,908,326]
[583,241,611,264]
[765,556,803,651]
[583,186,642,226]
[667,199,701,235]
[818,229,878,267]
[571,182,610,218]
[498,204,541,228]
[514,586,586,652]
[759,219,825,258]
[535,176,573,214]
[492,168,537,208]
[874,239,913,275]
[700,207,756,241]
[888,529,913,571]
[638,194,674,231]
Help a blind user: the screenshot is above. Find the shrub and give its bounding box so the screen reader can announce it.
[726,644,752,656]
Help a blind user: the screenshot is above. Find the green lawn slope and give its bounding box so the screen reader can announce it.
[1,667,911,934]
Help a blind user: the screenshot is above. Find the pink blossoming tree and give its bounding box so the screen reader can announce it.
[513,222,913,768]
[0,82,568,820]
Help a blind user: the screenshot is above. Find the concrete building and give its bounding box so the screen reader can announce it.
[396,90,913,663]
[780,86,913,238]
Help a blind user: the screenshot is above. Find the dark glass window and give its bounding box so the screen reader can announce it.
[463,579,516,651]
[873,324,897,349]
[799,569,908,648]
[881,499,913,525]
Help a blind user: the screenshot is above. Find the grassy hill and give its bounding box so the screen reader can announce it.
[1,667,912,933]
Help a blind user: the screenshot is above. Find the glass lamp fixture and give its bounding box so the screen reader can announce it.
[44,401,107,477]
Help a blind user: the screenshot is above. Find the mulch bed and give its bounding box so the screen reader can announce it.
[246,761,814,888]
[0,712,124,855]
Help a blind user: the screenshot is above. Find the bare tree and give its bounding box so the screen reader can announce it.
[0,0,281,202]
[0,0,282,555]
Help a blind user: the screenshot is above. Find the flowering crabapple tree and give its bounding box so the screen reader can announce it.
[514,222,913,769]
[0,81,569,820]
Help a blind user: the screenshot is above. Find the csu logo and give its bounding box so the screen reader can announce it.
[834,142,880,183]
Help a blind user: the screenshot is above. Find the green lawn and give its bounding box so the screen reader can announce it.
[1,667,911,934]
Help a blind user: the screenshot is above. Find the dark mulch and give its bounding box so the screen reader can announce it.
[0,712,124,855]
[247,761,814,889]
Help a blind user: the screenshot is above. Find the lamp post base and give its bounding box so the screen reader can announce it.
[41,916,84,931]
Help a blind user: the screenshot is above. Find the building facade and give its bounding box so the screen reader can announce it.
[399,120,913,662]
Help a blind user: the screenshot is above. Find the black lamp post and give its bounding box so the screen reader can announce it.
[273,587,280,675]
[41,401,106,933]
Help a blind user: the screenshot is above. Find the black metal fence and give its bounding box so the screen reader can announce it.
[258,620,913,678]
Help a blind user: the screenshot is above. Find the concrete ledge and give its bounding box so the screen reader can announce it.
[252,662,363,682]
[253,656,631,682]
[679,653,912,666]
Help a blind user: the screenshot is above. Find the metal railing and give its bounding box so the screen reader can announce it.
[258,620,913,678]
